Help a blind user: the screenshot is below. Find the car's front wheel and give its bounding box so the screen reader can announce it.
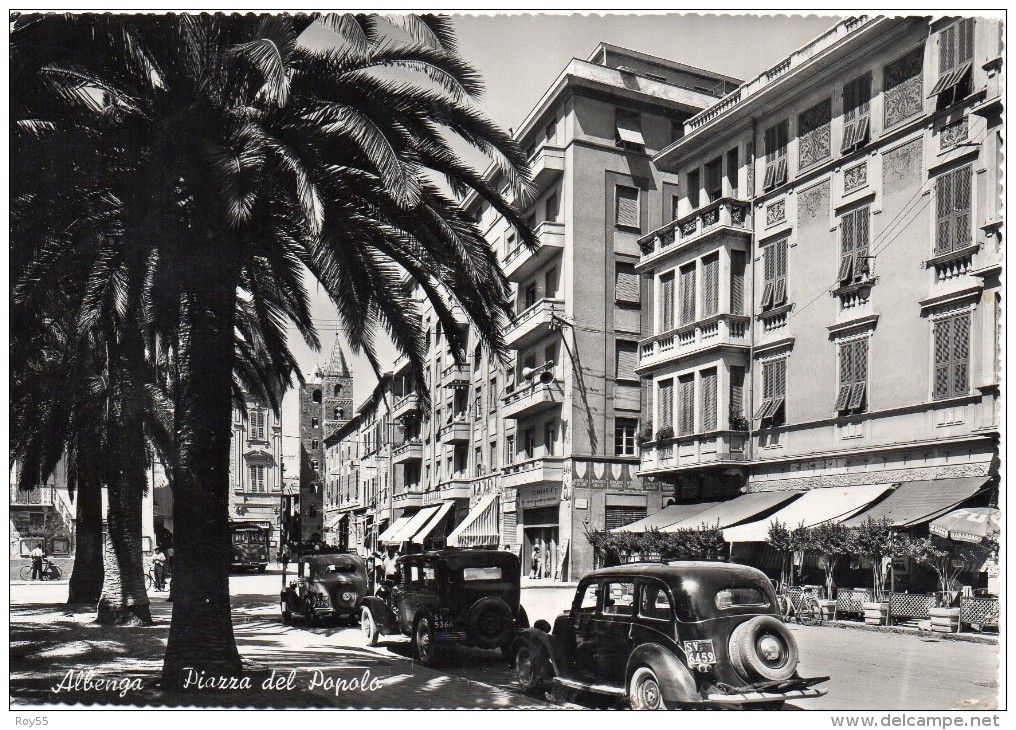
[515,643,546,694]
[629,667,670,710]
[415,615,441,666]
[361,607,380,646]
[306,602,319,628]
[281,603,292,625]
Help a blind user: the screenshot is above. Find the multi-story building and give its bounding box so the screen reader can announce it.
[227,393,284,543]
[298,337,354,541]
[637,16,1001,553]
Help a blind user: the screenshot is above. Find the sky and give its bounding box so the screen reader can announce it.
[279,12,845,473]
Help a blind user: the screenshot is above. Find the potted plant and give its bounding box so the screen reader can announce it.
[808,522,854,618]
[909,535,997,634]
[766,519,808,591]
[851,517,913,625]
[728,406,750,432]
[637,423,654,446]
[655,425,674,443]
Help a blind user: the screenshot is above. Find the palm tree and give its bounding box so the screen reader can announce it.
[12,12,534,689]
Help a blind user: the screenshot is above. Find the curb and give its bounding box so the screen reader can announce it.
[822,619,998,646]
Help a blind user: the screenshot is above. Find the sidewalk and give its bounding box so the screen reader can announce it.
[822,618,998,646]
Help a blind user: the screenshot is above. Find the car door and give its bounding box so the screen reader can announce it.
[594,578,635,684]
[397,559,418,633]
[296,560,309,609]
[633,579,678,650]
[567,579,600,677]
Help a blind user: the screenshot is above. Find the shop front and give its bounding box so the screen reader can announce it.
[517,483,563,580]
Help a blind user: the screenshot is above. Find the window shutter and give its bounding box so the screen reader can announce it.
[936,173,955,254]
[848,339,868,410]
[854,208,869,267]
[774,239,788,306]
[773,359,787,421]
[952,165,972,250]
[952,312,970,396]
[615,263,640,304]
[660,274,675,331]
[958,18,975,66]
[730,366,745,418]
[701,369,718,431]
[730,250,746,314]
[616,341,638,380]
[843,80,858,151]
[836,342,854,410]
[940,24,955,74]
[762,245,776,309]
[702,254,719,317]
[679,375,695,435]
[754,362,772,419]
[659,380,674,429]
[856,75,872,146]
[680,265,696,324]
[616,186,640,229]
[839,211,856,282]
[933,318,952,400]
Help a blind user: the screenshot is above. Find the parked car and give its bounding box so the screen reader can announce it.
[360,549,529,665]
[280,552,368,627]
[512,561,828,709]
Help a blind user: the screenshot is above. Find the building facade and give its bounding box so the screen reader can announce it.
[637,17,1001,521]
[227,394,284,544]
[298,337,354,541]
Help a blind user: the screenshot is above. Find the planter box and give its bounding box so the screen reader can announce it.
[818,599,837,621]
[929,607,961,633]
[863,601,889,626]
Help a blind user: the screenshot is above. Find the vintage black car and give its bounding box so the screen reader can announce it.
[360,549,529,665]
[280,552,368,627]
[512,561,828,709]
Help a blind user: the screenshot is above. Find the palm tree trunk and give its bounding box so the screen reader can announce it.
[163,266,243,690]
[67,479,103,605]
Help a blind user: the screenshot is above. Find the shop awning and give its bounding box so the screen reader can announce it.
[411,501,455,544]
[384,506,439,546]
[663,490,803,533]
[929,506,1000,544]
[611,502,721,533]
[724,484,893,543]
[377,516,411,545]
[841,477,990,528]
[447,493,500,547]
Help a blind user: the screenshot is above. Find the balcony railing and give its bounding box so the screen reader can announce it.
[439,418,471,443]
[505,298,563,349]
[637,198,750,267]
[502,220,566,282]
[638,431,750,474]
[501,456,565,489]
[924,244,979,283]
[528,144,566,194]
[10,485,55,506]
[438,478,472,500]
[503,378,564,419]
[441,362,470,387]
[638,314,750,371]
[392,439,424,464]
[392,392,422,419]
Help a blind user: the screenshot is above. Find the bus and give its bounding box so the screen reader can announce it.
[229,521,272,572]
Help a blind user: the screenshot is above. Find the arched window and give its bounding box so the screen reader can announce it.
[334,384,342,397]
[312,389,322,403]
[334,407,343,420]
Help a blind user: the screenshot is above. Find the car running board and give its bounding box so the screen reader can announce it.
[706,687,828,704]
[553,676,626,697]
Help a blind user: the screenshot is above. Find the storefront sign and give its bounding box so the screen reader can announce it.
[572,460,655,492]
[574,498,588,510]
[518,483,562,508]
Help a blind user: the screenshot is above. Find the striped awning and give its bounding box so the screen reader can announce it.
[446,493,500,548]
[411,501,455,544]
[384,506,439,546]
[611,502,721,533]
[377,516,411,545]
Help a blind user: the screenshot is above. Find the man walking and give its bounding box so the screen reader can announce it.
[152,546,167,591]
[30,542,45,581]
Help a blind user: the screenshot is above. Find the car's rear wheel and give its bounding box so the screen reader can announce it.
[729,615,799,682]
[629,667,669,710]
[415,615,441,666]
[361,607,380,646]
[514,643,545,694]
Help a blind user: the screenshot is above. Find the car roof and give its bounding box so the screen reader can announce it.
[399,548,519,568]
[582,561,769,587]
[301,552,364,565]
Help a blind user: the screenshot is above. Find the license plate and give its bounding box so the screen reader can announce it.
[683,640,716,666]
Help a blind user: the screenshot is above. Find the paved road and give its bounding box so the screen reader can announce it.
[11,569,999,710]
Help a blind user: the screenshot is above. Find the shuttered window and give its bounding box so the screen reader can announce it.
[930,18,974,99]
[702,254,720,317]
[935,165,972,255]
[616,185,640,229]
[838,206,870,285]
[616,341,638,381]
[680,263,697,325]
[658,379,674,430]
[678,374,695,436]
[842,73,872,152]
[798,99,831,169]
[834,338,869,413]
[730,250,746,314]
[761,239,788,310]
[754,358,787,427]
[660,273,675,331]
[605,506,648,532]
[933,311,971,400]
[730,366,746,420]
[763,120,789,191]
[615,262,641,304]
[701,368,718,432]
[501,510,517,547]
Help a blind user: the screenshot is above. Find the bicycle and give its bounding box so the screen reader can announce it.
[20,559,62,581]
[144,565,171,592]
[776,584,823,626]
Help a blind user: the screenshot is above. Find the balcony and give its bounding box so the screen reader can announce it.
[392,351,412,376]
[503,379,564,419]
[637,314,750,373]
[392,439,424,464]
[637,431,750,475]
[636,198,750,271]
[529,144,565,195]
[501,456,565,489]
[505,298,563,349]
[439,478,472,501]
[441,363,471,388]
[503,220,565,282]
[439,418,471,443]
[393,486,425,509]
[10,485,55,507]
[923,244,980,283]
[392,392,422,420]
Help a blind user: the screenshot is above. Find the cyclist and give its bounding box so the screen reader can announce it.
[152,546,167,591]
[30,542,45,581]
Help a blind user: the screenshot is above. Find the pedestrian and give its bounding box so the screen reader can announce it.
[383,547,399,580]
[281,543,290,573]
[30,542,44,581]
[530,544,541,580]
[165,544,175,578]
[543,544,552,579]
[152,546,167,591]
